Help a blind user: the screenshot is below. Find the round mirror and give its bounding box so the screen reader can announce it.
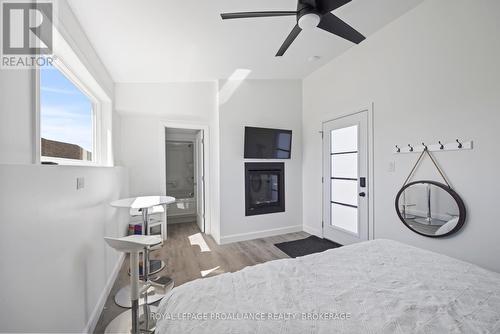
[395,181,466,238]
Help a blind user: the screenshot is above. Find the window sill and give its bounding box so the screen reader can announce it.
[41,157,110,168]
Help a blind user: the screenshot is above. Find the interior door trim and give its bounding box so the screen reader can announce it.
[159,121,212,238]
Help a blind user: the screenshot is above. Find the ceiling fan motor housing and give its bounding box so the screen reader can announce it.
[297,4,320,30]
[298,13,321,30]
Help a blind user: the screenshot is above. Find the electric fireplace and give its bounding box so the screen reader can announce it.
[245,162,285,216]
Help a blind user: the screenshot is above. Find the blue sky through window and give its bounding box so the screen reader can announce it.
[40,64,93,152]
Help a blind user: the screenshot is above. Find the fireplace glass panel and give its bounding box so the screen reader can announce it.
[248,173,279,206]
[245,163,285,216]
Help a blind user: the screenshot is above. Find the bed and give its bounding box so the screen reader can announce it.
[155,239,500,333]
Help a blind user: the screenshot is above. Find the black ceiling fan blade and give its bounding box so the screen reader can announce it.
[300,0,317,7]
[276,24,302,57]
[317,13,365,44]
[318,0,352,14]
[221,11,297,20]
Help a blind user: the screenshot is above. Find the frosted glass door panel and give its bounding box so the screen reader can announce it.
[330,123,359,236]
[323,111,368,245]
[331,153,358,179]
[331,179,358,207]
[331,125,358,153]
[331,203,358,234]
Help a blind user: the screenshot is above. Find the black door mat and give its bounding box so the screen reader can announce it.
[275,235,342,258]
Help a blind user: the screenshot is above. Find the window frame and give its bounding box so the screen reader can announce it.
[36,58,102,166]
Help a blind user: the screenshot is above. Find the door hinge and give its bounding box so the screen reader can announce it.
[322,221,324,228]
[319,130,324,139]
[321,177,324,183]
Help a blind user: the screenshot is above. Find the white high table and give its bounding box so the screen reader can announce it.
[110,196,176,307]
[111,195,175,211]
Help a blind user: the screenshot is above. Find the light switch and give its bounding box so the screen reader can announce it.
[388,161,396,173]
[77,177,85,190]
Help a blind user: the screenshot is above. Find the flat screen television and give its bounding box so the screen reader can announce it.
[244,127,292,159]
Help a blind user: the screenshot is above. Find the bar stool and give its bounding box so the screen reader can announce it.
[116,207,166,308]
[110,196,176,308]
[104,235,163,334]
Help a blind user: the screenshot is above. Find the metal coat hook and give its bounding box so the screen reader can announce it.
[394,139,472,154]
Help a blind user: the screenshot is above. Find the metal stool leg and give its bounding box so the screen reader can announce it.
[130,250,140,334]
[141,207,152,330]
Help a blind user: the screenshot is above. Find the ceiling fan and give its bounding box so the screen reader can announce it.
[220,0,365,57]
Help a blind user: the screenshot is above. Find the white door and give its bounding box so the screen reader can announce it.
[195,131,205,232]
[323,111,369,245]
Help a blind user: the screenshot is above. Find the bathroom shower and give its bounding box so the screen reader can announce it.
[165,127,205,229]
[166,141,195,199]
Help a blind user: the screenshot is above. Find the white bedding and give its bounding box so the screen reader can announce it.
[155,239,500,334]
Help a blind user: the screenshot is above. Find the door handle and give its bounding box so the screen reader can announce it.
[359,192,366,197]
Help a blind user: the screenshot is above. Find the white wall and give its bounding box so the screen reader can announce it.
[0,70,35,164]
[0,165,129,332]
[0,1,128,332]
[219,80,303,243]
[303,0,500,272]
[116,82,221,240]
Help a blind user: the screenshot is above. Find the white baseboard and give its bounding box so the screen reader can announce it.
[303,224,323,237]
[219,225,302,245]
[83,253,125,334]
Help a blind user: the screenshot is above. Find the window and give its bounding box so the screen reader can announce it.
[40,63,96,163]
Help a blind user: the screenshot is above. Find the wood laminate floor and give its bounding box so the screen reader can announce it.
[94,222,309,333]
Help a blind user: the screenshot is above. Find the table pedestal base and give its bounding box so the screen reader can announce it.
[115,277,174,308]
[114,285,163,308]
[105,305,158,334]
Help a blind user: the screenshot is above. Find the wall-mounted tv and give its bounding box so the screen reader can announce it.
[244,127,292,159]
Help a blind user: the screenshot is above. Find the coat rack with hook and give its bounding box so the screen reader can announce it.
[393,139,473,154]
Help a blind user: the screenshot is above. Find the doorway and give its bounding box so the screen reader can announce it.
[322,110,370,245]
[164,127,205,233]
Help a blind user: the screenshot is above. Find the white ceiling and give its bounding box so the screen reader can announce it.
[67,0,423,83]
